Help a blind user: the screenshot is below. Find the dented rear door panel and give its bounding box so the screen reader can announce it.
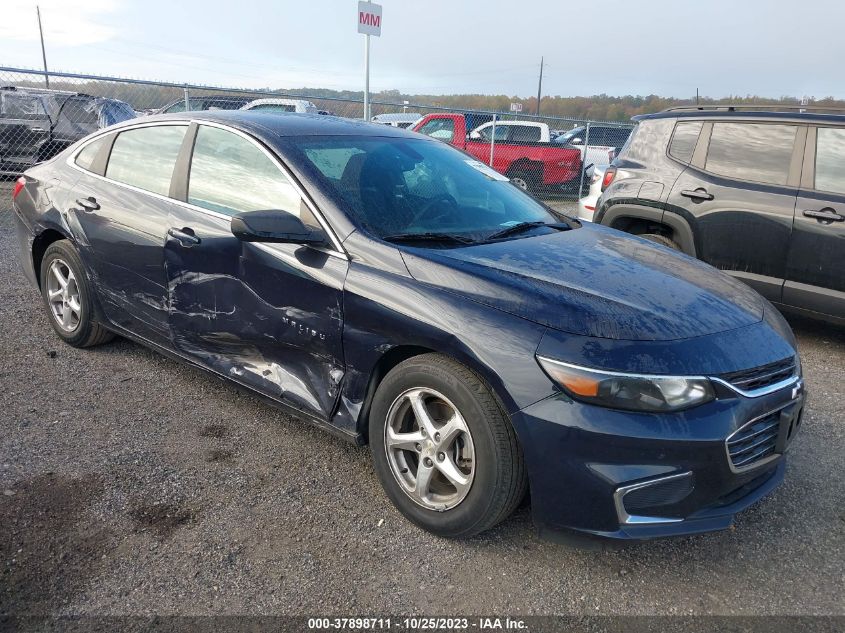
[164,205,348,420]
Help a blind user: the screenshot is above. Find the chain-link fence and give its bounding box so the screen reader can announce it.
[0,66,633,198]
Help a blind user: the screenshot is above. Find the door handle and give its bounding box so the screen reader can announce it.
[167,227,201,247]
[680,189,714,202]
[803,208,844,223]
[75,196,100,212]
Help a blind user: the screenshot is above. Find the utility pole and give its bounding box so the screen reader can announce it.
[695,87,699,105]
[536,56,544,116]
[37,5,50,88]
[363,33,370,121]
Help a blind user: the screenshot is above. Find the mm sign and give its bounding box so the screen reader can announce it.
[510,103,523,113]
[358,2,382,36]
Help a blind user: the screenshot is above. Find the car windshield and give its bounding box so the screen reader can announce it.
[291,136,560,242]
[554,127,585,144]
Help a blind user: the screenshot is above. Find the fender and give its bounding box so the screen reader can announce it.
[597,201,697,257]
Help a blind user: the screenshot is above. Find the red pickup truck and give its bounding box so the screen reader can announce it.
[411,113,582,193]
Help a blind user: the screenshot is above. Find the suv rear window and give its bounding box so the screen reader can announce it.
[705,122,797,185]
[668,121,703,163]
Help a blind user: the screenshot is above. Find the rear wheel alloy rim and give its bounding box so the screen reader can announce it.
[511,177,529,190]
[46,258,81,332]
[384,388,475,511]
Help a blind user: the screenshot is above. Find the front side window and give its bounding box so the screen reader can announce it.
[814,127,845,194]
[293,136,560,240]
[188,125,307,220]
[105,125,187,195]
[415,118,455,140]
[477,125,509,142]
[668,121,703,163]
[705,122,797,185]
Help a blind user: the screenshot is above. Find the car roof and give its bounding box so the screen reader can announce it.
[633,109,845,124]
[126,110,424,138]
[245,98,315,106]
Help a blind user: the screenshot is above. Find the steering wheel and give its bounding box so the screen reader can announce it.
[412,193,459,225]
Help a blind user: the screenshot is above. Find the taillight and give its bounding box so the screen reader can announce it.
[12,176,25,200]
[601,167,617,191]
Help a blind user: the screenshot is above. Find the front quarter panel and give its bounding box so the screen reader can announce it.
[334,233,553,436]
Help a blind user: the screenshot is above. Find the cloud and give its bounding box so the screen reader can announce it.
[1,0,118,47]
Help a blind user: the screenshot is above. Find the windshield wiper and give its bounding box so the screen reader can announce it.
[485,221,568,241]
[383,232,476,245]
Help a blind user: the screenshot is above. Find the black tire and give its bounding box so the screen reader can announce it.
[508,171,537,193]
[39,240,114,348]
[369,353,527,538]
[641,233,681,250]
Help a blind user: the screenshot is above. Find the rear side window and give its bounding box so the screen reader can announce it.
[416,118,455,140]
[105,125,187,195]
[814,127,845,194]
[510,126,541,142]
[705,122,797,185]
[75,137,107,171]
[668,121,703,163]
[188,125,311,223]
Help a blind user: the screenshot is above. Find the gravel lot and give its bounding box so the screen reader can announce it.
[1,181,843,617]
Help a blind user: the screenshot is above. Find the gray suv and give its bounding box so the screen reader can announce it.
[597,105,845,325]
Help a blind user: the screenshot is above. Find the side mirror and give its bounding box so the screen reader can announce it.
[231,209,326,245]
[469,130,481,139]
[570,137,584,146]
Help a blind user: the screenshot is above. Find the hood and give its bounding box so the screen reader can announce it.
[400,223,765,341]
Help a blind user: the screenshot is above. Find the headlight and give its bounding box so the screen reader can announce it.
[536,357,715,413]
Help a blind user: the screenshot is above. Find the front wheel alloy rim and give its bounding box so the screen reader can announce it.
[46,258,81,332]
[384,388,476,511]
[511,177,529,190]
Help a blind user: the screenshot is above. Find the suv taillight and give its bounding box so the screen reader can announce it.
[12,177,25,200]
[601,167,617,191]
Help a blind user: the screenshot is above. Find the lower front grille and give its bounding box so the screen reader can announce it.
[726,406,791,471]
[623,474,694,512]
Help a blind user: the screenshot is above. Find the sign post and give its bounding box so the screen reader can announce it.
[357,1,382,122]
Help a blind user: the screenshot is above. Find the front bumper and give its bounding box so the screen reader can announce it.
[512,379,804,540]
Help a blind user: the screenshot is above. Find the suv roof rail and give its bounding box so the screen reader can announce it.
[662,104,845,114]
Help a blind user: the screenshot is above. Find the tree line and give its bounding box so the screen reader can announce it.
[6,74,842,122]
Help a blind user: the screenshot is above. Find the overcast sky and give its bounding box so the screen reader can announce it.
[2,0,843,99]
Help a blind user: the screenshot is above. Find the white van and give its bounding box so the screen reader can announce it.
[371,112,423,128]
[240,98,319,114]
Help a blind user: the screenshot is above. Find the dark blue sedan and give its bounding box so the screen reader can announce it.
[11,112,805,540]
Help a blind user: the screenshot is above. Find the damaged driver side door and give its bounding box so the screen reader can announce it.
[164,122,348,421]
